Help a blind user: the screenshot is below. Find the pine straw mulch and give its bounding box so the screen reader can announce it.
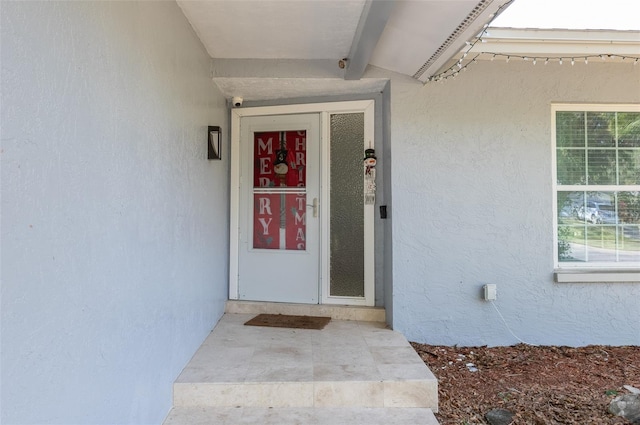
[411,342,640,425]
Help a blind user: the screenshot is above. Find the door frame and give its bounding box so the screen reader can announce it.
[229,100,375,306]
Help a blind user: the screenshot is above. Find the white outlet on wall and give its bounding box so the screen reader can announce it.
[483,284,497,301]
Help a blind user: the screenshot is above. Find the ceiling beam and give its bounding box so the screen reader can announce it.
[344,0,396,80]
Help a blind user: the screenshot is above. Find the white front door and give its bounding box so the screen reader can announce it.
[237,114,321,303]
[230,101,376,306]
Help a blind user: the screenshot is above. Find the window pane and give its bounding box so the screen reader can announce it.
[556,149,585,185]
[618,150,640,185]
[558,225,585,263]
[557,191,585,262]
[556,111,585,148]
[619,191,640,225]
[253,193,306,250]
[617,112,640,148]
[329,113,365,297]
[557,191,583,223]
[253,130,306,188]
[557,190,640,264]
[587,149,616,185]
[585,225,618,262]
[587,112,615,148]
[621,227,640,256]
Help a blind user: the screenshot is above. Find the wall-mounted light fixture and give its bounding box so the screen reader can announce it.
[208,126,221,160]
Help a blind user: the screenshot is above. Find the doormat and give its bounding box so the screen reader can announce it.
[244,314,331,330]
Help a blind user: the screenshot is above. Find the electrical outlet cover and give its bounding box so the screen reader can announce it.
[484,284,497,301]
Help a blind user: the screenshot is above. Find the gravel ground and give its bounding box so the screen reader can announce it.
[411,343,640,425]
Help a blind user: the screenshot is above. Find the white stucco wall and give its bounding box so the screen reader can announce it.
[1,2,228,423]
[381,60,640,347]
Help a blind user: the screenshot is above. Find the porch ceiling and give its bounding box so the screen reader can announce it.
[177,0,511,100]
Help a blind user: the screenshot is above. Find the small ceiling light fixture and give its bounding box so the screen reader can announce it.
[208,126,221,160]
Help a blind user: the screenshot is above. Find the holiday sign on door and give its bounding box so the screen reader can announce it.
[253,130,307,250]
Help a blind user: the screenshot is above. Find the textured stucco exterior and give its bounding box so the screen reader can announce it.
[1,2,229,423]
[378,60,640,347]
[2,1,639,422]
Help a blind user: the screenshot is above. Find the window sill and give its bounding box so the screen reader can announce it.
[554,269,640,283]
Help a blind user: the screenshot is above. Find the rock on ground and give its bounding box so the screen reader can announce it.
[609,393,640,424]
[485,408,514,425]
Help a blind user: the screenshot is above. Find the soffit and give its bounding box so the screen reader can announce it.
[179,1,509,74]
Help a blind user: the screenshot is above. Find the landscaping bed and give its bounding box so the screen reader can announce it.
[411,342,640,424]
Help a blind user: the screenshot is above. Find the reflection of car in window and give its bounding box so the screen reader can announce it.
[576,201,617,224]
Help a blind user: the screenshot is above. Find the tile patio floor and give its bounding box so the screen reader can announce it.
[163,305,439,424]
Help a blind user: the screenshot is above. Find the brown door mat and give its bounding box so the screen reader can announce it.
[244,313,331,330]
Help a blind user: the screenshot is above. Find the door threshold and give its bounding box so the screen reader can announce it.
[225,300,386,323]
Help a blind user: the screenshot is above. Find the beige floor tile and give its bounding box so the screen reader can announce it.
[376,363,436,380]
[370,345,426,364]
[245,364,314,382]
[313,363,381,381]
[313,381,384,407]
[174,382,314,407]
[312,345,375,365]
[383,380,439,409]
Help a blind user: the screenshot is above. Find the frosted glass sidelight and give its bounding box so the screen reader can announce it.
[330,113,365,297]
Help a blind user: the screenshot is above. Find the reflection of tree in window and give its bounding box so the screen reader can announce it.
[556,111,586,185]
[619,192,640,225]
[617,112,640,185]
[587,112,615,147]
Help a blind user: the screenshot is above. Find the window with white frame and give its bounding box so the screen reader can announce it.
[553,104,640,269]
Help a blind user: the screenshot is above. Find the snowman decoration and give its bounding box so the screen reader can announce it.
[274,131,289,186]
[273,149,288,186]
[364,148,376,205]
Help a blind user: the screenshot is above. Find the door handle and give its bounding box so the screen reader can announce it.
[307,197,318,218]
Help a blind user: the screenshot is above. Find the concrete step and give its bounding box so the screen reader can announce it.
[173,377,437,408]
[171,314,437,409]
[164,313,439,424]
[163,406,440,425]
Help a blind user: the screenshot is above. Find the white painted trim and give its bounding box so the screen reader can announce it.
[230,100,376,306]
[486,28,640,43]
[553,103,640,112]
[469,28,640,57]
[551,108,559,270]
[229,111,242,299]
[320,112,331,304]
[233,101,375,118]
[554,270,640,283]
[363,100,376,306]
[320,101,376,306]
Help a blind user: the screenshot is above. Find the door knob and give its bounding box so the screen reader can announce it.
[307,197,318,218]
